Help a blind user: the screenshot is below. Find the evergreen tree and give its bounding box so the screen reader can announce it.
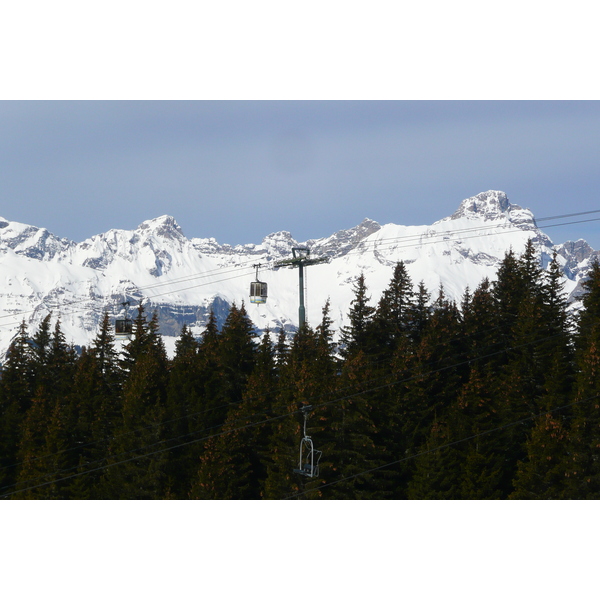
[511,412,571,499]
[493,248,526,345]
[0,321,34,492]
[398,288,466,456]
[12,384,71,499]
[406,416,465,499]
[120,302,151,374]
[480,242,563,496]
[29,314,53,392]
[163,324,200,497]
[410,280,431,344]
[372,261,415,356]
[319,349,381,499]
[461,279,501,364]
[263,322,328,500]
[189,305,259,498]
[454,365,505,498]
[340,273,376,358]
[218,303,257,408]
[61,347,107,498]
[563,259,600,498]
[185,310,225,459]
[191,330,277,499]
[100,310,169,499]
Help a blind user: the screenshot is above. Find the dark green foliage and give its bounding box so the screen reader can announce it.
[0,322,33,490]
[190,330,277,499]
[511,413,571,499]
[407,417,466,500]
[263,322,329,499]
[560,259,600,498]
[319,350,381,499]
[12,385,67,499]
[399,288,466,457]
[340,272,376,358]
[99,355,169,499]
[372,261,415,355]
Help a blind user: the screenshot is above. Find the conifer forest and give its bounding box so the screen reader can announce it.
[3,240,600,500]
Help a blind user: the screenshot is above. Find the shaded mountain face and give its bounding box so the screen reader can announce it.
[0,191,597,357]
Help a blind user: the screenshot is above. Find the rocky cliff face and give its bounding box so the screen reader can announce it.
[0,191,595,357]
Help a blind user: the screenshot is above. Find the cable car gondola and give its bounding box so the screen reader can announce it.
[115,301,133,340]
[249,264,268,304]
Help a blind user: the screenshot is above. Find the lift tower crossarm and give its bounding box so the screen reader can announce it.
[273,247,329,327]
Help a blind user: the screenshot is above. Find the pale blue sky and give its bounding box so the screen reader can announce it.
[1,101,600,249]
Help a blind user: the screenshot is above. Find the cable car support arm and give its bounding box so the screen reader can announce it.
[273,247,329,327]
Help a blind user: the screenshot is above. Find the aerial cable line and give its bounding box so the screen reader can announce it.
[0,259,262,322]
[536,208,600,222]
[0,312,529,479]
[3,346,584,500]
[285,392,600,499]
[334,216,600,259]
[0,306,531,479]
[0,212,597,330]
[0,324,576,497]
[0,266,260,330]
[313,211,600,255]
[0,262,259,319]
[6,211,600,316]
[537,217,600,230]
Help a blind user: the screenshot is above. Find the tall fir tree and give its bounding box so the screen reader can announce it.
[0,321,34,492]
[562,259,600,498]
[340,272,376,359]
[372,261,415,357]
[190,330,277,499]
[510,412,571,499]
[99,310,169,499]
[163,324,200,497]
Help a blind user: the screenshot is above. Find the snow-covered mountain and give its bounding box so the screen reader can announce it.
[0,190,597,358]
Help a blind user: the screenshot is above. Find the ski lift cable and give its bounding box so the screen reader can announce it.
[3,211,598,324]
[4,364,593,500]
[330,216,600,260]
[0,213,596,330]
[351,209,600,247]
[0,261,259,321]
[284,392,599,500]
[0,311,533,479]
[0,300,537,480]
[536,208,600,222]
[0,265,260,329]
[0,325,577,497]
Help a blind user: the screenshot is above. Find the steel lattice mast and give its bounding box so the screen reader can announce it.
[274,247,329,327]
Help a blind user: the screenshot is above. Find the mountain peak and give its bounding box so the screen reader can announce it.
[308,217,382,258]
[442,190,536,230]
[451,190,511,220]
[136,215,184,240]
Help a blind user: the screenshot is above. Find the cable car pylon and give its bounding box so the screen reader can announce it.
[274,247,329,327]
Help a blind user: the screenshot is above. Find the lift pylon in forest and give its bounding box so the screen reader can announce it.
[274,247,329,327]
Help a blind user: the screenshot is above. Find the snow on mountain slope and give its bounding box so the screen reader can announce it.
[0,191,596,358]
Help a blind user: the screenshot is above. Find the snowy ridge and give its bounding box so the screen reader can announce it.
[0,191,597,358]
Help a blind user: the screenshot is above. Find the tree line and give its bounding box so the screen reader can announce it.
[1,238,600,499]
